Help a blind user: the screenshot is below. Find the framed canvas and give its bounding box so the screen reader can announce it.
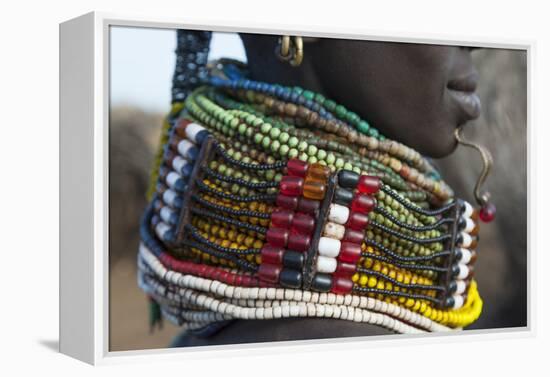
[59,11,532,365]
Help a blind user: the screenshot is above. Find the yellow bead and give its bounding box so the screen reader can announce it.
[359,275,369,286]
[368,276,378,288]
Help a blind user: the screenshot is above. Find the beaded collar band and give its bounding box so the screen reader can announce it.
[138,31,489,335]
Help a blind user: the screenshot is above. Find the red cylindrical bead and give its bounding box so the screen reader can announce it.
[260,245,285,265]
[287,233,311,252]
[297,197,320,214]
[266,227,289,247]
[357,175,381,194]
[258,264,282,284]
[291,213,315,234]
[270,208,294,228]
[174,118,191,138]
[350,193,376,214]
[479,202,496,223]
[276,194,298,211]
[280,175,304,196]
[346,212,369,231]
[342,228,364,244]
[338,242,362,263]
[334,261,357,277]
[331,277,354,295]
[286,159,309,178]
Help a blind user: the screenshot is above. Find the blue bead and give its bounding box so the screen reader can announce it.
[251,81,259,90]
[297,96,306,105]
[275,87,285,96]
[181,163,193,178]
[187,146,199,161]
[175,180,188,192]
[259,82,269,92]
[290,92,299,102]
[173,197,183,209]
[268,86,276,95]
[305,99,314,108]
[195,129,209,145]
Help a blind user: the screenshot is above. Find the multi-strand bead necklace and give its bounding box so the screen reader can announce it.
[139,58,487,335]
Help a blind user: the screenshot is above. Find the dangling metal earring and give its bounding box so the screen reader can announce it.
[454,126,496,222]
[275,35,304,67]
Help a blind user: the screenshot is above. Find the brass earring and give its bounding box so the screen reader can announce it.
[275,35,304,67]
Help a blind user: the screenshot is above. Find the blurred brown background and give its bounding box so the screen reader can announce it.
[109,48,527,351]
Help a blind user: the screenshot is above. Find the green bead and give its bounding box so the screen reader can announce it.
[260,123,272,134]
[270,127,281,139]
[335,105,346,118]
[262,136,271,149]
[302,90,314,100]
[288,148,299,159]
[335,157,344,169]
[253,134,263,144]
[298,152,308,161]
[326,153,336,165]
[316,149,327,161]
[279,132,290,144]
[279,144,289,156]
[324,100,337,111]
[307,156,318,164]
[271,140,281,153]
[297,141,308,152]
[307,145,318,156]
[288,136,299,148]
[358,120,370,133]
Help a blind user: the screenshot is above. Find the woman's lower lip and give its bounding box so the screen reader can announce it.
[448,89,481,120]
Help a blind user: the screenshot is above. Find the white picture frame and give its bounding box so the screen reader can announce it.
[59,11,534,365]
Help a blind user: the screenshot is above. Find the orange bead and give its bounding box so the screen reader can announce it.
[303,178,326,200]
[307,163,331,182]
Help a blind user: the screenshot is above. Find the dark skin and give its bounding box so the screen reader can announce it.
[173,34,481,347]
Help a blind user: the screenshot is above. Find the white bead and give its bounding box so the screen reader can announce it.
[166,171,181,190]
[318,237,341,257]
[457,264,469,279]
[172,155,189,174]
[328,203,350,225]
[185,122,206,143]
[316,256,337,273]
[458,248,472,264]
[462,201,473,217]
[455,280,467,295]
[155,222,172,239]
[162,189,178,208]
[452,295,464,309]
[463,216,475,233]
[323,222,346,240]
[160,206,174,224]
[178,140,196,160]
[459,232,472,248]
[290,305,300,316]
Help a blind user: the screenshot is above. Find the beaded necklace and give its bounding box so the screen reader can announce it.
[138,31,488,335]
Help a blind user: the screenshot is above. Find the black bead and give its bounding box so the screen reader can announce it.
[311,273,332,292]
[337,170,359,189]
[451,264,460,277]
[453,248,463,262]
[283,250,305,269]
[333,187,354,206]
[445,296,455,308]
[457,217,466,231]
[447,280,457,294]
[279,269,302,288]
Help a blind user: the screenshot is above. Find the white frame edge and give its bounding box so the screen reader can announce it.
[59,11,535,365]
